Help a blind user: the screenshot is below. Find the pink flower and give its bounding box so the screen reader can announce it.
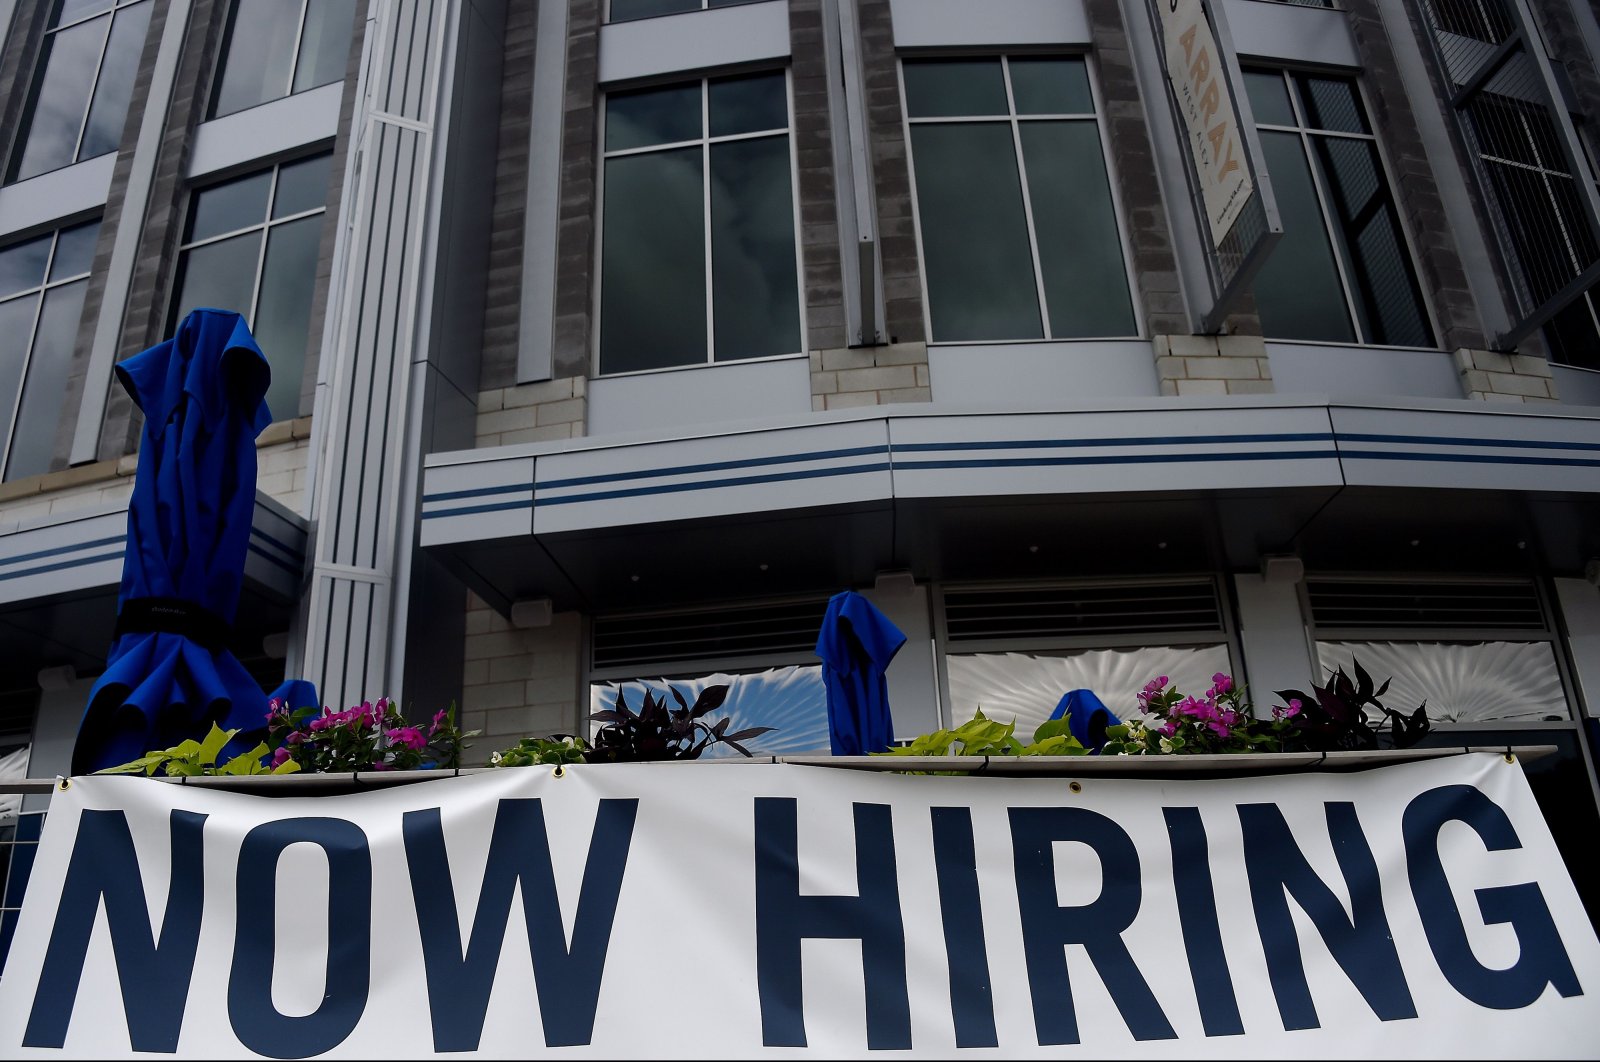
[430,709,450,735]
[270,747,292,768]
[1273,698,1303,720]
[1207,720,1232,739]
[286,731,305,745]
[308,717,329,732]
[1211,673,1234,695]
[386,726,426,751]
[1158,720,1180,738]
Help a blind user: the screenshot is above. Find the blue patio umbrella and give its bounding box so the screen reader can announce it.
[1047,688,1120,753]
[72,309,291,773]
[816,590,906,756]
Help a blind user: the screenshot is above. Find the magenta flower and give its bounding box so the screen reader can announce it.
[1158,719,1180,738]
[430,709,450,735]
[270,747,292,768]
[1273,698,1303,720]
[286,731,305,745]
[1211,673,1234,695]
[387,726,426,751]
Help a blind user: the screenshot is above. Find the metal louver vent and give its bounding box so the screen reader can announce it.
[944,583,1223,642]
[1307,580,1545,631]
[593,599,828,670]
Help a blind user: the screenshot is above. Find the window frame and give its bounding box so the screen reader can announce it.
[0,219,97,480]
[1245,66,1440,349]
[603,0,765,25]
[167,150,332,423]
[898,51,1142,346]
[592,67,808,379]
[1297,573,1581,727]
[208,0,351,120]
[8,0,152,184]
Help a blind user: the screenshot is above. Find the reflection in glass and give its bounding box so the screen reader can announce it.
[1021,122,1134,337]
[170,231,262,324]
[605,84,701,151]
[212,0,300,117]
[601,148,706,373]
[1242,70,1294,127]
[272,153,333,219]
[1299,76,1368,134]
[291,0,358,94]
[253,215,322,421]
[6,281,87,479]
[11,18,104,181]
[187,171,273,242]
[903,58,1008,118]
[1252,131,1354,341]
[1311,137,1432,346]
[709,72,787,137]
[78,1,151,160]
[1009,57,1093,116]
[946,645,1232,741]
[591,665,828,757]
[608,0,698,21]
[0,236,50,299]
[48,221,99,281]
[54,0,113,27]
[911,123,1041,341]
[1317,641,1567,723]
[0,296,40,452]
[711,136,800,359]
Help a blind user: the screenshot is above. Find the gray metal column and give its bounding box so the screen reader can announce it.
[297,0,456,710]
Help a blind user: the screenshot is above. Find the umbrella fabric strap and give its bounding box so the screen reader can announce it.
[115,597,233,651]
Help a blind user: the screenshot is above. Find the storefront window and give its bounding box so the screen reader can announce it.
[591,665,828,757]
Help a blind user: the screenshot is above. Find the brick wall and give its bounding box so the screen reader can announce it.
[1454,348,1561,402]
[460,592,584,764]
[476,378,587,445]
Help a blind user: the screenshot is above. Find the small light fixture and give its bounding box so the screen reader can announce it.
[1157,541,1168,550]
[1410,539,1421,547]
[630,574,640,583]
[262,632,290,659]
[1028,545,1039,554]
[510,598,553,629]
[759,563,769,572]
[1260,554,1304,584]
[873,570,916,596]
[37,665,76,692]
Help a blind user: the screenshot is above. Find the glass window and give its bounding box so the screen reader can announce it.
[7,0,153,184]
[1315,641,1568,723]
[599,72,802,375]
[607,0,754,24]
[0,219,99,481]
[1245,69,1434,347]
[211,0,357,119]
[169,153,332,423]
[903,56,1136,342]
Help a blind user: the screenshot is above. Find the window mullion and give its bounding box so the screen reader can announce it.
[248,165,282,324]
[1002,59,1052,339]
[1298,127,1366,343]
[702,80,714,364]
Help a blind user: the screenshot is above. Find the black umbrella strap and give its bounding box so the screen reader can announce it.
[115,597,232,651]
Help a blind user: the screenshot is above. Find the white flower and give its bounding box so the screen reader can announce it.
[1159,737,1175,754]
[490,750,502,765]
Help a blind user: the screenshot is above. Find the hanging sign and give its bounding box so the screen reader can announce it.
[1,754,1597,1058]
[1159,0,1254,245]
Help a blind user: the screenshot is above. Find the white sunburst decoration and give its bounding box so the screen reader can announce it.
[589,665,831,758]
[945,644,1234,742]
[1316,641,1568,724]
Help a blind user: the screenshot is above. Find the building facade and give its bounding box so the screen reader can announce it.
[3,0,1600,914]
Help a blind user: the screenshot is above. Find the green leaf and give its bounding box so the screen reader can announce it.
[197,724,236,767]
[270,758,301,775]
[215,743,272,776]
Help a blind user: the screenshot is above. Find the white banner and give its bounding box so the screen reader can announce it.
[1,755,1597,1058]
[1159,0,1253,245]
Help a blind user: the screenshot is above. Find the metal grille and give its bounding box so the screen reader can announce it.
[1413,0,1600,349]
[944,582,1224,642]
[592,599,829,670]
[1306,579,1546,631]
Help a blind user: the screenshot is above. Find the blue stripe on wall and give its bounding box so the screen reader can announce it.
[0,550,124,582]
[0,535,124,571]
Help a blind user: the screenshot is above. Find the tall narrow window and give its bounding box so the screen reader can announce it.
[607,0,755,23]
[7,0,153,184]
[599,71,803,375]
[902,55,1135,343]
[0,219,98,480]
[210,0,357,119]
[1243,69,1434,347]
[169,153,331,422]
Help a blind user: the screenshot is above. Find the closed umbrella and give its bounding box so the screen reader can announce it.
[1047,688,1120,753]
[816,590,905,756]
[72,309,281,773]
